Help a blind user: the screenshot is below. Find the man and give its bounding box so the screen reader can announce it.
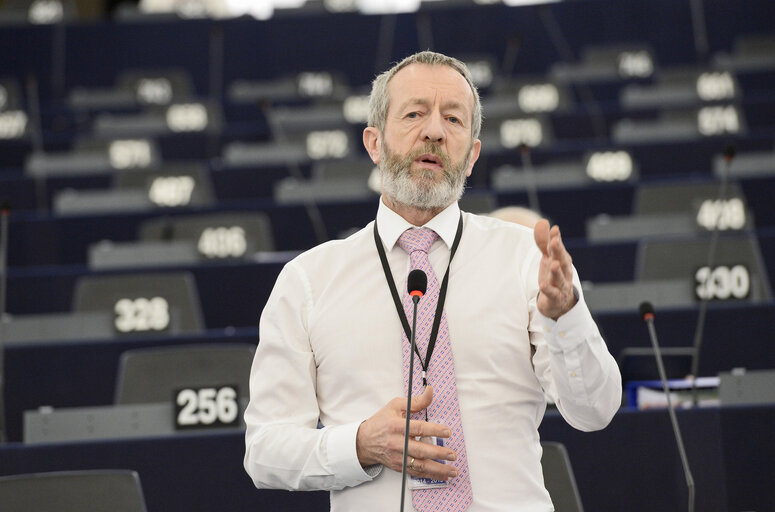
[244,51,621,511]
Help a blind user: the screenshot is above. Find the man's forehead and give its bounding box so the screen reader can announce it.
[388,63,474,108]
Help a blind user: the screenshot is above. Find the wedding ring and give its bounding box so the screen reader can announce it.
[408,457,415,470]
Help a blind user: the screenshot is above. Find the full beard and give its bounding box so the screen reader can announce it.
[379,140,471,211]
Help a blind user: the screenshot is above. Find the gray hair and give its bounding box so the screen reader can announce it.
[367,51,482,140]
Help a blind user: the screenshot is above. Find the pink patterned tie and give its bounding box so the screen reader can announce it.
[398,227,473,512]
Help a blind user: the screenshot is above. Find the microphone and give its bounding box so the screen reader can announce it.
[690,143,736,405]
[639,302,695,512]
[0,199,10,442]
[400,269,427,512]
[407,269,427,302]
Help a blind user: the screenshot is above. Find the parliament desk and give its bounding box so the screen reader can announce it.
[1,405,773,512]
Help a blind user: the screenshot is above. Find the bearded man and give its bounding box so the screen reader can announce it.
[244,51,621,512]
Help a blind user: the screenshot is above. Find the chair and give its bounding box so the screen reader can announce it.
[550,43,657,83]
[636,234,773,302]
[0,0,78,25]
[581,279,696,313]
[719,369,775,406]
[68,68,194,111]
[138,211,276,256]
[617,347,695,383]
[73,272,205,335]
[634,181,747,217]
[541,441,584,512]
[0,311,115,344]
[114,343,255,404]
[113,163,216,209]
[0,470,147,512]
[274,176,372,204]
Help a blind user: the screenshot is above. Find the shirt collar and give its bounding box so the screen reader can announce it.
[376,197,461,251]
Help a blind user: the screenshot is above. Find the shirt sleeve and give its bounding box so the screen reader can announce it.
[527,255,622,432]
[243,261,379,491]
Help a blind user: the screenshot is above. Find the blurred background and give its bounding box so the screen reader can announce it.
[0,0,774,511]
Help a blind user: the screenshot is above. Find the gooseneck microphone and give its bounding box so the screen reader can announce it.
[400,269,427,512]
[0,200,10,442]
[690,144,736,405]
[639,302,695,512]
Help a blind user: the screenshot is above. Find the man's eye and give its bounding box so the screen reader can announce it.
[407,112,418,119]
[448,116,459,124]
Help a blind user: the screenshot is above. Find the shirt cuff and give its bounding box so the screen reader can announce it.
[325,421,383,485]
[537,288,595,351]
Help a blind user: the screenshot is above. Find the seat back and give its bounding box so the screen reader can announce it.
[636,234,773,302]
[73,272,205,335]
[541,441,584,512]
[139,212,275,256]
[0,470,147,512]
[114,343,255,404]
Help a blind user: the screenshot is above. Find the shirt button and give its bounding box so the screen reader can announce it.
[558,331,566,338]
[569,371,578,378]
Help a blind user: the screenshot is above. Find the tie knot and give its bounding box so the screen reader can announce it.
[397,227,439,255]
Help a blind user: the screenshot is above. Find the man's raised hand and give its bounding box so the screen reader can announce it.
[533,219,577,320]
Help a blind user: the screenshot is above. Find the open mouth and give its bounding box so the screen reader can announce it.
[414,153,444,169]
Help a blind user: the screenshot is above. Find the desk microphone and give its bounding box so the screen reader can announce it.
[0,199,10,443]
[400,269,427,512]
[639,302,695,512]
[690,144,735,405]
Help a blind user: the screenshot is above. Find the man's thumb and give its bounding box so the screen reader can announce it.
[410,386,434,413]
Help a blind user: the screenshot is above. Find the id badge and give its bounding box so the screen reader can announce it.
[408,436,450,490]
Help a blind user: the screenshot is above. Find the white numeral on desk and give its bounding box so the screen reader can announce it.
[306,130,349,159]
[197,226,247,258]
[696,198,746,231]
[114,297,170,333]
[695,265,750,300]
[176,387,239,427]
[148,176,196,207]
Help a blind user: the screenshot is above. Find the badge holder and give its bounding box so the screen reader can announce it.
[409,435,451,490]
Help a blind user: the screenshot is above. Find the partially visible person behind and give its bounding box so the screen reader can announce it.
[488,205,544,229]
[244,51,621,512]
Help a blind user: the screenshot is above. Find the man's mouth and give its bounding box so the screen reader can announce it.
[414,153,444,170]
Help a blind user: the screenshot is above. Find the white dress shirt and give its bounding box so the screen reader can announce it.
[244,200,621,511]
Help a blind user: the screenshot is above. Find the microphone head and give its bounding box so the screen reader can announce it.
[407,269,427,299]
[723,144,736,162]
[639,301,655,321]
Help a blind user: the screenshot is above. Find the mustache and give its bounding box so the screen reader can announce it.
[405,142,452,169]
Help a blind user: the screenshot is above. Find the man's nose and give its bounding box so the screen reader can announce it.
[421,112,445,143]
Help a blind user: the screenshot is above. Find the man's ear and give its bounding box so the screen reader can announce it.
[465,138,482,177]
[363,126,381,164]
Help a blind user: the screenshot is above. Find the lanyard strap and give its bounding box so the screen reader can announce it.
[373,212,464,383]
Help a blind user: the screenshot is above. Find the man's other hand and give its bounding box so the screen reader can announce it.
[355,386,459,481]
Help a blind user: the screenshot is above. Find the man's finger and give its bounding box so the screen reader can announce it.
[407,418,451,439]
[407,458,459,481]
[408,437,456,461]
[533,219,550,256]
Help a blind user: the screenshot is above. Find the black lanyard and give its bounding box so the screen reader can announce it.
[373,212,464,386]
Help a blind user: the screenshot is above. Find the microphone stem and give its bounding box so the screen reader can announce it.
[691,156,731,405]
[399,296,420,512]
[646,318,695,512]
[0,208,8,442]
